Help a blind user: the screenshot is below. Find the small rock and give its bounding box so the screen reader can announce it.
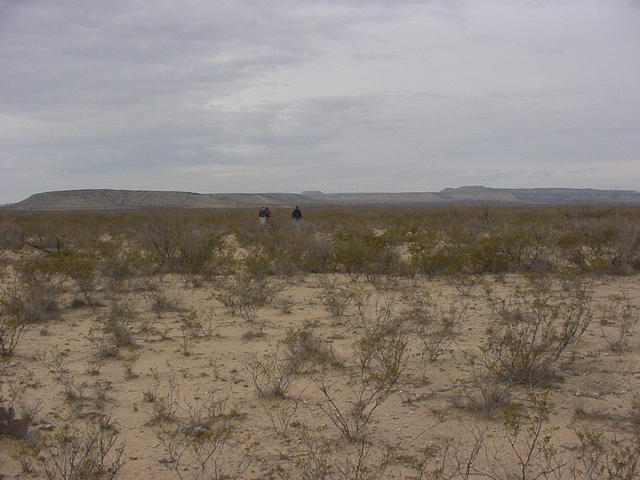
[25,430,41,445]
[38,424,54,431]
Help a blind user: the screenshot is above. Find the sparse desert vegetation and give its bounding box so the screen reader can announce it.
[1,204,640,479]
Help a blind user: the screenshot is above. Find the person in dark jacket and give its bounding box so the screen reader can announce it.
[259,206,268,225]
[292,205,302,222]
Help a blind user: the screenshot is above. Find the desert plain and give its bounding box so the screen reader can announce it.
[1,205,639,479]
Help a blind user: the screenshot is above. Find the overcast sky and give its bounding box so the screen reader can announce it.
[1,0,639,203]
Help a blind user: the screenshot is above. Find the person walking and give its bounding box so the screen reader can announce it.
[291,205,302,222]
[258,206,268,225]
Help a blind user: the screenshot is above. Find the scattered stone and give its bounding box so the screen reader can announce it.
[574,390,601,399]
[25,430,41,445]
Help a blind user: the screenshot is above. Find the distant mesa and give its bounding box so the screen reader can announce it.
[2,186,639,211]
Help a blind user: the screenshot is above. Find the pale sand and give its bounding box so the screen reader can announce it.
[1,272,639,478]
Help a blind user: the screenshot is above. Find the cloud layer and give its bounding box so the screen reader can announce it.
[1,0,639,203]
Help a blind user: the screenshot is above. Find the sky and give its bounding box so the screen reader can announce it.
[1,0,639,204]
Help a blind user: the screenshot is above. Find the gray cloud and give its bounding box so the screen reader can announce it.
[1,0,639,203]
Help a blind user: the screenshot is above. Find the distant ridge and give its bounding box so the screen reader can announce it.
[3,187,640,211]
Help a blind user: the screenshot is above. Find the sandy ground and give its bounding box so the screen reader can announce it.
[1,271,639,479]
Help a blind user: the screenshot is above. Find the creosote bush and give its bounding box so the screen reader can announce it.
[247,350,296,398]
[411,300,467,366]
[212,272,282,317]
[475,287,593,386]
[599,292,638,353]
[2,256,66,324]
[148,381,249,480]
[313,324,408,442]
[240,222,333,276]
[331,228,400,278]
[0,303,29,356]
[282,327,342,372]
[0,374,41,440]
[456,374,514,418]
[319,277,362,318]
[18,416,126,480]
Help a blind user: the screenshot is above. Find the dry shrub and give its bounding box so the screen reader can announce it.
[2,256,66,324]
[0,375,41,440]
[400,291,466,368]
[18,416,126,480]
[121,351,140,380]
[1,280,62,324]
[236,299,259,324]
[572,428,640,479]
[263,391,304,437]
[46,350,89,406]
[319,277,361,318]
[55,250,100,304]
[454,374,514,419]
[246,222,333,276]
[151,384,249,480]
[99,239,152,282]
[476,288,592,387]
[314,325,407,442]
[414,301,467,366]
[0,305,30,355]
[147,282,182,313]
[146,375,181,423]
[179,309,216,338]
[174,228,231,277]
[212,273,282,315]
[0,220,24,254]
[89,300,137,359]
[293,435,390,480]
[447,274,480,296]
[283,327,342,372]
[408,228,450,278]
[247,350,296,398]
[0,404,32,439]
[599,292,638,353]
[331,228,399,279]
[138,213,184,269]
[356,291,400,332]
